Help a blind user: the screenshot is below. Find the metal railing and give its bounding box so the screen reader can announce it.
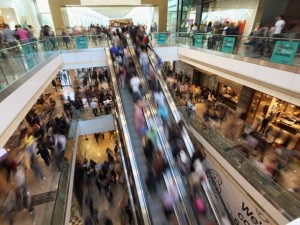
[160,71,300,221]
[105,47,152,225]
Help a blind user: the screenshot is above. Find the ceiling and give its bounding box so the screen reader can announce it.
[91,7,135,19]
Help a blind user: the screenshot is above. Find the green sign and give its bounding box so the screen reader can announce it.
[22,44,35,70]
[194,34,203,47]
[221,37,235,53]
[156,33,167,45]
[75,36,88,49]
[270,41,299,65]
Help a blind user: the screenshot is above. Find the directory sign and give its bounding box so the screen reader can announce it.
[75,36,88,49]
[156,33,167,45]
[270,41,299,65]
[221,37,235,53]
[194,34,203,47]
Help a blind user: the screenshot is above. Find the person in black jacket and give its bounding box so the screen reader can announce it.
[37,140,51,166]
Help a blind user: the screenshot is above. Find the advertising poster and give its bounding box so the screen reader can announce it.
[194,34,203,47]
[156,33,167,45]
[75,36,88,49]
[205,157,277,225]
[270,41,299,65]
[221,37,235,53]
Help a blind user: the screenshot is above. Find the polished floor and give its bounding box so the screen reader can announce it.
[69,133,129,225]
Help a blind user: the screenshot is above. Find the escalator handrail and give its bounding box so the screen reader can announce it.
[127,39,198,225]
[111,109,139,225]
[105,47,152,225]
[146,46,229,225]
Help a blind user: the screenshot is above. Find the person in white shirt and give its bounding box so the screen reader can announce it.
[91,100,98,116]
[130,74,141,93]
[54,133,67,171]
[273,15,285,37]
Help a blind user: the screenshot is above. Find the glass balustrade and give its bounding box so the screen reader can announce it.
[149,32,300,67]
[163,75,300,220]
[0,35,108,93]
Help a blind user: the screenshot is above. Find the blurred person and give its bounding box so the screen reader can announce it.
[54,131,67,171]
[157,103,169,127]
[139,46,150,77]
[14,163,34,214]
[28,25,38,51]
[61,28,70,49]
[116,64,126,90]
[37,140,51,166]
[273,15,285,38]
[130,74,142,102]
[3,24,19,49]
[146,168,157,195]
[134,99,147,139]
[143,138,155,164]
[154,88,165,107]
[91,99,98,116]
[25,134,46,181]
[147,127,157,149]
[43,25,56,50]
[112,32,120,46]
[259,116,270,134]
[3,189,16,225]
[161,184,179,224]
[16,26,29,44]
[125,200,133,225]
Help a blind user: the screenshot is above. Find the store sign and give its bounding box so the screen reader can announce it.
[205,160,277,225]
[75,36,88,49]
[194,34,203,47]
[22,44,35,70]
[222,37,235,53]
[156,33,167,45]
[270,41,299,65]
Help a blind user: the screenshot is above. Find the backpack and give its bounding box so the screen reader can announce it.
[57,141,63,152]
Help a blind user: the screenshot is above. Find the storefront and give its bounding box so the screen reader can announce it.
[247,92,300,135]
[216,77,241,110]
[192,68,242,110]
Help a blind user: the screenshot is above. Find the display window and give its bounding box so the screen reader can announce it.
[219,84,240,110]
[248,91,300,135]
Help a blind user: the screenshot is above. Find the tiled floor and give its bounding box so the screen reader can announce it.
[69,133,129,225]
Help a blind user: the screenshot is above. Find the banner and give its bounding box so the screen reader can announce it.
[205,157,278,225]
[194,34,203,47]
[75,36,88,49]
[156,33,167,45]
[222,37,236,53]
[270,41,299,65]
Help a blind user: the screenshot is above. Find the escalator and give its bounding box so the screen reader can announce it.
[105,48,171,225]
[127,38,232,224]
[126,44,199,225]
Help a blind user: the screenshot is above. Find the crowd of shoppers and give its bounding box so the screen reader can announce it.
[0,92,71,224]
[106,22,216,224]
